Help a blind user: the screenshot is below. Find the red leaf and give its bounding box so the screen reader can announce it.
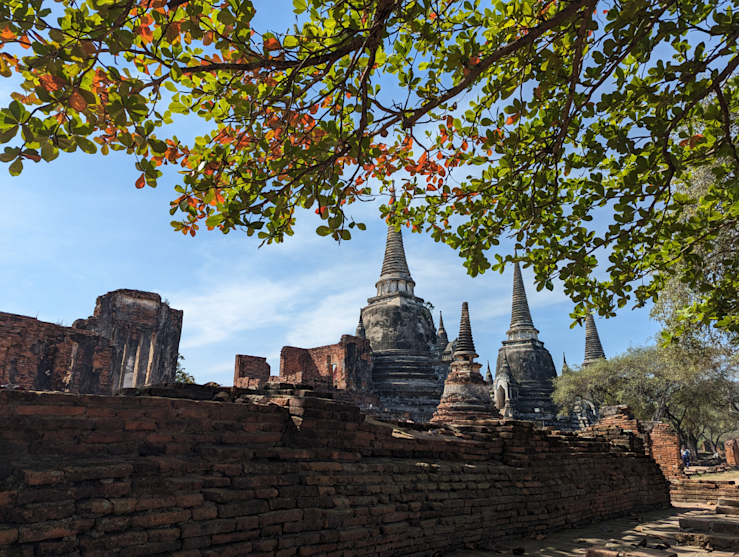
[505,113,520,125]
[69,90,87,111]
[135,174,146,189]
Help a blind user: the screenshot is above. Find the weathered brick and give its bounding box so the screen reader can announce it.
[191,503,218,521]
[180,519,236,538]
[65,463,133,482]
[23,469,65,486]
[260,509,304,527]
[218,500,269,518]
[18,518,95,543]
[0,528,19,545]
[131,509,191,528]
[77,498,114,515]
[95,515,132,532]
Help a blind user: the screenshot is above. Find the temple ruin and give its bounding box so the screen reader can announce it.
[0,290,182,395]
[0,231,720,557]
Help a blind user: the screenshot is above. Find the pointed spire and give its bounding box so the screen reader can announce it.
[436,311,449,349]
[380,225,411,279]
[583,314,606,365]
[355,312,366,339]
[510,262,535,329]
[562,353,570,374]
[484,360,493,384]
[453,302,478,358]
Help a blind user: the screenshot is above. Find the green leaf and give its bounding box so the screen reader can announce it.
[293,0,307,13]
[8,158,22,175]
[0,126,18,144]
[316,225,332,236]
[76,137,98,154]
[41,142,58,161]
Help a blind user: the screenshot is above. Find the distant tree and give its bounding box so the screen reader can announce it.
[553,343,739,455]
[174,354,195,384]
[1,0,738,329]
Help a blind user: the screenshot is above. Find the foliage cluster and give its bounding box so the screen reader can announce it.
[0,0,738,331]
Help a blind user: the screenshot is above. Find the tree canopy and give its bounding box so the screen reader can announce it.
[1,0,738,328]
[553,344,739,453]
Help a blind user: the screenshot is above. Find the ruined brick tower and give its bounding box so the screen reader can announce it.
[360,225,443,422]
[73,289,183,391]
[493,262,558,420]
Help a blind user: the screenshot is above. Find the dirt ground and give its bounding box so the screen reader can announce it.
[451,503,734,556]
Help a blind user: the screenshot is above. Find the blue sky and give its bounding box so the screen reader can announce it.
[0,143,660,385]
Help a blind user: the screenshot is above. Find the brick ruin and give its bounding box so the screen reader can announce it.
[0,314,115,394]
[0,290,182,395]
[0,386,673,556]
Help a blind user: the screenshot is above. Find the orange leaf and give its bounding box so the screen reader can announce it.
[19,34,31,49]
[461,140,468,151]
[430,11,437,19]
[0,27,15,40]
[39,74,65,92]
[505,113,520,125]
[264,37,281,51]
[135,174,146,189]
[69,90,87,111]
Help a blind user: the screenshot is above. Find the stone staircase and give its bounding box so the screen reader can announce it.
[676,500,739,550]
[716,497,739,516]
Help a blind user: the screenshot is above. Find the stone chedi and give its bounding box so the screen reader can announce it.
[360,225,443,422]
[582,313,606,366]
[493,262,558,420]
[432,302,499,424]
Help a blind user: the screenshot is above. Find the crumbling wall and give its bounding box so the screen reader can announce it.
[726,439,739,465]
[233,355,270,388]
[74,290,183,391]
[0,312,115,394]
[647,422,685,481]
[0,387,671,556]
[279,335,372,391]
[591,405,686,482]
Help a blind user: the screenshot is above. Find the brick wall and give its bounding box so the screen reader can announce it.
[0,312,115,395]
[0,388,671,556]
[279,335,372,391]
[233,356,270,388]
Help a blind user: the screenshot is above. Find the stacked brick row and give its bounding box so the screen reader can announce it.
[0,388,671,556]
[670,479,739,504]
